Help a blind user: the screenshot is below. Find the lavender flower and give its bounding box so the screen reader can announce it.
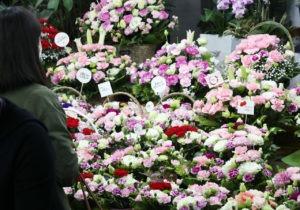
[228,168,239,179]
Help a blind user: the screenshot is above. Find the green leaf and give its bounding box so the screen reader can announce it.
[282,150,300,167]
[47,0,60,11]
[196,116,220,127]
[35,0,45,8]
[63,0,73,11]
[39,9,54,18]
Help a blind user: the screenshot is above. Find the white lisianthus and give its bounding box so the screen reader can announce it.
[93,175,107,185]
[122,155,142,168]
[261,92,276,100]
[213,140,228,153]
[222,158,237,176]
[147,0,156,4]
[91,21,99,30]
[261,80,277,90]
[67,63,75,71]
[98,138,110,149]
[220,198,237,210]
[176,196,197,209]
[158,155,168,161]
[276,205,291,210]
[285,50,295,58]
[247,133,264,146]
[199,46,208,53]
[108,68,121,77]
[78,140,90,150]
[146,128,160,141]
[197,37,208,46]
[127,133,139,143]
[88,10,97,20]
[137,0,146,9]
[238,162,262,175]
[112,0,122,7]
[154,113,169,124]
[189,131,203,141]
[204,135,220,147]
[124,174,137,187]
[132,9,139,17]
[129,17,142,30]
[166,66,176,75]
[113,115,122,126]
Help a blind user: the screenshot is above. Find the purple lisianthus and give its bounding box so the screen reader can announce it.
[273,171,291,187]
[290,191,300,201]
[228,168,239,179]
[116,7,125,14]
[158,64,169,75]
[243,173,255,182]
[197,61,210,71]
[260,50,269,57]
[205,152,216,159]
[106,108,120,115]
[251,54,260,62]
[139,71,153,84]
[99,12,110,22]
[166,75,179,86]
[123,14,133,24]
[226,141,235,149]
[139,8,149,17]
[198,73,208,86]
[191,166,201,175]
[288,103,298,113]
[185,46,199,56]
[263,168,272,177]
[112,188,122,196]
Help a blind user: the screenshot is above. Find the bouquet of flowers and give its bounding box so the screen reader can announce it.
[39,18,66,66]
[226,34,299,83]
[47,43,137,98]
[78,0,177,45]
[130,31,217,103]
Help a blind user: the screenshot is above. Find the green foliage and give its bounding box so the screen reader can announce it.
[282,150,300,167]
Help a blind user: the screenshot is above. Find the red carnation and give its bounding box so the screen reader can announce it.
[78,172,94,181]
[82,128,95,136]
[66,117,80,129]
[165,125,198,138]
[149,181,172,191]
[114,169,129,178]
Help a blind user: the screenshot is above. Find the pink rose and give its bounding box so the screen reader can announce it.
[241,55,253,68]
[251,95,266,105]
[216,87,233,102]
[268,50,284,63]
[246,82,260,92]
[271,98,285,112]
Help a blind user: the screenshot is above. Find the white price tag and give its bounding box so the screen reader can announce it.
[151,76,167,95]
[134,124,144,135]
[205,71,224,88]
[237,100,254,115]
[54,32,70,47]
[76,68,92,84]
[145,101,155,112]
[98,81,113,98]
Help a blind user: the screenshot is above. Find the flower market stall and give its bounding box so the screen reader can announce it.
[2,0,300,209]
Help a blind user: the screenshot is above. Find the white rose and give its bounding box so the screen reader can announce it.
[78,140,90,150]
[146,128,160,140]
[213,140,228,153]
[129,17,142,30]
[261,80,277,90]
[112,0,122,7]
[247,133,264,146]
[204,135,220,147]
[238,162,262,175]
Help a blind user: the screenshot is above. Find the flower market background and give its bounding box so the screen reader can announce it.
[3,0,300,209]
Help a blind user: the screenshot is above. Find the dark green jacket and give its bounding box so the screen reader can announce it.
[1,83,79,210]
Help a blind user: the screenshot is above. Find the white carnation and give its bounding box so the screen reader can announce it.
[247,133,264,146]
[261,80,277,90]
[213,140,228,153]
[146,128,160,141]
[222,158,237,176]
[78,140,90,150]
[204,135,220,147]
[122,155,142,168]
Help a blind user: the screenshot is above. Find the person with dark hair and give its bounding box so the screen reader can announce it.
[0,6,78,210]
[0,97,58,210]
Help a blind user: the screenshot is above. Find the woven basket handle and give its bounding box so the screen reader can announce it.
[159,92,195,104]
[103,92,144,116]
[53,86,85,101]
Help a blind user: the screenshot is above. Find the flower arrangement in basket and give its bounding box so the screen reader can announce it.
[130,31,218,103]
[77,0,177,45]
[226,34,299,84]
[39,18,66,66]
[47,43,137,99]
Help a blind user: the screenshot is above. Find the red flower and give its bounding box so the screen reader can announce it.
[78,172,94,181]
[114,169,129,178]
[164,125,198,138]
[67,117,80,129]
[149,181,172,191]
[82,128,95,136]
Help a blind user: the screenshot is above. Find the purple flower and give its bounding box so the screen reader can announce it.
[198,73,208,86]
[260,50,269,57]
[296,87,300,95]
[243,173,255,182]
[288,103,298,113]
[159,11,169,20]
[99,12,110,22]
[228,168,239,179]
[226,141,235,149]
[205,152,216,159]
[197,61,210,71]
[179,207,189,210]
[139,71,153,84]
[158,64,169,75]
[62,102,72,108]
[251,54,260,62]
[106,108,120,115]
[263,168,272,177]
[123,14,133,24]
[116,7,125,14]
[185,46,199,56]
[112,188,122,196]
[139,9,149,17]
[191,166,201,175]
[273,171,291,187]
[290,191,300,201]
[215,158,224,166]
[166,75,179,86]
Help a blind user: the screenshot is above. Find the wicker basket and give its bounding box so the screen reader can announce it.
[118,44,157,64]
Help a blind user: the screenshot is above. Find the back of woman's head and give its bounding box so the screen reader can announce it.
[0,6,46,92]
